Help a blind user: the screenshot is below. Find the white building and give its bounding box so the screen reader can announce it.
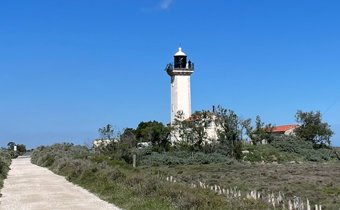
[93,139,114,148]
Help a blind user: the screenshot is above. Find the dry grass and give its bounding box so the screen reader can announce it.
[146,162,340,209]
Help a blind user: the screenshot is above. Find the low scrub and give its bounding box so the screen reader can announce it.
[243,136,339,163]
[138,150,232,166]
[0,150,11,189]
[242,144,295,163]
[271,136,339,162]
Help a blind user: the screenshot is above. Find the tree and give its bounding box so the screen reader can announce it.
[98,124,114,140]
[243,116,274,145]
[16,144,27,155]
[135,121,170,151]
[172,110,212,151]
[7,141,16,150]
[119,128,137,148]
[172,111,194,145]
[295,110,334,147]
[188,111,212,150]
[214,106,245,158]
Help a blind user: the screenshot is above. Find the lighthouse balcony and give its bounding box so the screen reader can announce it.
[165,62,194,75]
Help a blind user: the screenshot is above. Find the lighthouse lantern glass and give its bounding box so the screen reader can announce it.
[174,55,187,69]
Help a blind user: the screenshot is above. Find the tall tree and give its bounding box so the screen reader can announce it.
[16,144,27,155]
[172,110,212,150]
[98,124,114,140]
[295,110,333,147]
[120,128,137,148]
[243,116,273,145]
[188,111,212,149]
[135,121,170,151]
[214,106,244,158]
[172,111,193,145]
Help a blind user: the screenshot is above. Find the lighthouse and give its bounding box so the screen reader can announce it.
[166,47,194,124]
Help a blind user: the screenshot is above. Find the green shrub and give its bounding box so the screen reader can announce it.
[138,150,231,166]
[243,144,291,162]
[271,136,337,162]
[271,136,314,153]
[0,150,11,188]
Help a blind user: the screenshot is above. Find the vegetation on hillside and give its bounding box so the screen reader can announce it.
[31,143,340,209]
[91,107,338,165]
[30,107,339,209]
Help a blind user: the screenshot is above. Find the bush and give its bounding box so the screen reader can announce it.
[138,150,231,166]
[271,136,337,162]
[271,136,314,153]
[243,144,290,162]
[0,150,11,188]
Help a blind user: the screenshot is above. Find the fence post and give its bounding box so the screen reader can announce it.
[133,154,136,168]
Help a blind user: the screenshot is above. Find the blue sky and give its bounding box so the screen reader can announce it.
[1,0,340,148]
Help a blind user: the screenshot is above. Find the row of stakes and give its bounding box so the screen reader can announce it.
[165,176,323,210]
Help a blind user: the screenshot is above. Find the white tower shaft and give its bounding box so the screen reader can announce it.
[171,75,192,123]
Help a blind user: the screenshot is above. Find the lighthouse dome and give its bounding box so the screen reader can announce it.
[174,47,186,56]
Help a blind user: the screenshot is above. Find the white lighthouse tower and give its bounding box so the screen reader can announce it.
[166,47,194,124]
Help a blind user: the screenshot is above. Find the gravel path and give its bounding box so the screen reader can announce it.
[0,157,120,210]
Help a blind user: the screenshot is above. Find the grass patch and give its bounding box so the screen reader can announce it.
[150,162,340,209]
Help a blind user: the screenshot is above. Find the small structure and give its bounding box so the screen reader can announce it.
[137,142,152,149]
[183,112,220,142]
[269,125,299,136]
[93,139,114,148]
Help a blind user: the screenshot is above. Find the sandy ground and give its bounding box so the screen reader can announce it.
[0,157,120,210]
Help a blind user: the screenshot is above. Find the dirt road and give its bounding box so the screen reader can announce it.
[0,157,120,210]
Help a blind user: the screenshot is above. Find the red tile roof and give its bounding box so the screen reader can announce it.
[270,125,299,133]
